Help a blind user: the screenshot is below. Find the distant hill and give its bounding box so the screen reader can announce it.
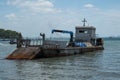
[0,28,20,39]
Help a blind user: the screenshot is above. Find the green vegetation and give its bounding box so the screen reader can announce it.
[0,28,20,39]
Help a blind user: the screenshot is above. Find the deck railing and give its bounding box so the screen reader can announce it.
[17,38,43,48]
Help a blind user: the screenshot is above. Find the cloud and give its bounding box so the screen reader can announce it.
[5,13,16,20]
[7,0,61,13]
[4,1,120,37]
[5,13,18,25]
[84,4,94,8]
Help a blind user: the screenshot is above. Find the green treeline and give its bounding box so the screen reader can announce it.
[0,28,20,39]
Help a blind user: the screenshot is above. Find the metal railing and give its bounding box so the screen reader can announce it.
[17,38,43,48]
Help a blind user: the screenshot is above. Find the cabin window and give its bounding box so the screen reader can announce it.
[79,30,88,33]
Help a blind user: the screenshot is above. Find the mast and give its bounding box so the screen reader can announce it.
[82,18,87,26]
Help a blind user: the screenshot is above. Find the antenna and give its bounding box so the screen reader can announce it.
[82,18,87,26]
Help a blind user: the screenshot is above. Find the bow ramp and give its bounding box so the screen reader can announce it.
[6,47,41,60]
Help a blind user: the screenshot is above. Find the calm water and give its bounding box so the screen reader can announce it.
[0,40,120,80]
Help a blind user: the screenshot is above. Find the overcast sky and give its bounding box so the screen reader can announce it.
[0,0,120,37]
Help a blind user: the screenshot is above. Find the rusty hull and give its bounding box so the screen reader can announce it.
[6,46,104,60]
[6,47,41,60]
[41,46,104,58]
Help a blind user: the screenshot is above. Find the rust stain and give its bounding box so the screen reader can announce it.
[6,47,41,60]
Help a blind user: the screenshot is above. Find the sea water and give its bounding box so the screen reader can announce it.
[0,40,120,80]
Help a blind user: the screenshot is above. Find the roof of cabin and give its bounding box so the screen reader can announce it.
[75,26,96,30]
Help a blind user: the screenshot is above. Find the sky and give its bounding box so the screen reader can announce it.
[0,0,120,37]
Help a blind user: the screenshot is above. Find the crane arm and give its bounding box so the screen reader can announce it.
[51,29,73,42]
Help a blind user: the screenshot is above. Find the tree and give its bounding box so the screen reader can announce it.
[0,28,20,39]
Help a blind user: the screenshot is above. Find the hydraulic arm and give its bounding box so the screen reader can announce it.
[52,29,73,42]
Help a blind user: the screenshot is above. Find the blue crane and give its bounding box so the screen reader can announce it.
[52,29,73,42]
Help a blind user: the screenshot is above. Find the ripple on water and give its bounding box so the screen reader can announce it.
[0,40,120,80]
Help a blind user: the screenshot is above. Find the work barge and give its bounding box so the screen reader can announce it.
[6,19,104,60]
